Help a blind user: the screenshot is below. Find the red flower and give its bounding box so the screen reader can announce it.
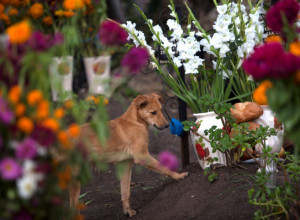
[98,20,128,46]
[196,143,205,159]
[243,43,300,80]
[266,0,300,32]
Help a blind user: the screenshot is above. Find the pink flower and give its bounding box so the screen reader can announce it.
[98,20,128,46]
[16,138,37,159]
[27,31,64,52]
[121,47,149,74]
[158,151,179,171]
[266,0,300,32]
[0,157,22,180]
[243,43,300,80]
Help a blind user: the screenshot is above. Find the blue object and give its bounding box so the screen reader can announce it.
[170,118,184,136]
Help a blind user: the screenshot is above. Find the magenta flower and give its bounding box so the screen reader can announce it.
[98,20,128,46]
[27,31,64,52]
[121,47,149,74]
[16,138,37,160]
[0,157,22,180]
[266,0,300,32]
[0,97,14,124]
[13,209,32,220]
[31,126,55,147]
[158,151,179,171]
[243,43,300,80]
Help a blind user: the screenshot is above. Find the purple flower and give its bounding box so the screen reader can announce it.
[0,157,22,180]
[31,126,55,147]
[158,151,179,171]
[266,0,300,32]
[16,138,38,160]
[0,97,14,124]
[26,31,64,52]
[243,43,300,80]
[121,47,149,74]
[98,20,128,46]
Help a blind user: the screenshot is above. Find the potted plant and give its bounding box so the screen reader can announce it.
[121,0,266,167]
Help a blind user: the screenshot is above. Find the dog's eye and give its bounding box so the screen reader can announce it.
[151,111,157,115]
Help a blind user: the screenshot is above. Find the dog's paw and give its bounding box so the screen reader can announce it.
[124,208,136,217]
[173,172,189,180]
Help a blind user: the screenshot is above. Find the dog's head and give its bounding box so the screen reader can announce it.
[134,93,169,130]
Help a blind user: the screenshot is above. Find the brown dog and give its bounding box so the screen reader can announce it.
[69,93,189,217]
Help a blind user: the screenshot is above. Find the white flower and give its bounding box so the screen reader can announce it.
[184,56,204,74]
[219,44,230,58]
[217,4,228,15]
[17,176,37,199]
[173,57,182,67]
[167,19,183,40]
[210,33,223,49]
[152,24,164,42]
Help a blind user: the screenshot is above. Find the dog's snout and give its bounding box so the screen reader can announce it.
[164,123,169,128]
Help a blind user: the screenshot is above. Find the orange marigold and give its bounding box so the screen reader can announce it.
[253,80,273,105]
[64,10,75,17]
[0,13,10,25]
[17,117,34,134]
[8,8,18,16]
[57,131,71,149]
[6,20,31,44]
[43,16,53,26]
[41,118,59,132]
[68,123,80,137]
[58,166,71,190]
[64,100,73,109]
[54,108,65,119]
[36,100,49,119]
[15,103,26,117]
[8,85,21,104]
[83,0,91,5]
[0,4,4,13]
[63,0,84,10]
[289,41,300,56]
[28,3,43,19]
[27,90,43,106]
[264,35,282,44]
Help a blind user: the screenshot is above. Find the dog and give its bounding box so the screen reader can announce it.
[69,92,189,217]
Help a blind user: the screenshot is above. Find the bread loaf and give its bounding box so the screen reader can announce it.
[230,102,263,123]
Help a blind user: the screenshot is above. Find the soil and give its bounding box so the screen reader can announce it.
[79,93,287,220]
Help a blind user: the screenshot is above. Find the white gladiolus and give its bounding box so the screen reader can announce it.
[216,4,228,15]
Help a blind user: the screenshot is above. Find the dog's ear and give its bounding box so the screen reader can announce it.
[134,95,148,109]
[150,92,163,103]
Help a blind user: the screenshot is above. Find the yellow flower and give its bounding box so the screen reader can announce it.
[264,35,282,44]
[28,3,43,19]
[42,16,53,26]
[6,20,31,44]
[8,8,18,16]
[55,10,64,17]
[253,80,272,105]
[8,85,21,104]
[289,41,300,56]
[15,103,26,117]
[27,90,43,106]
[17,117,34,134]
[63,0,84,10]
[68,123,80,137]
[54,108,65,119]
[41,118,59,132]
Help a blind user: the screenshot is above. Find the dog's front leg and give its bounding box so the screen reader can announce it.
[134,154,189,180]
[69,181,81,208]
[119,160,136,217]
